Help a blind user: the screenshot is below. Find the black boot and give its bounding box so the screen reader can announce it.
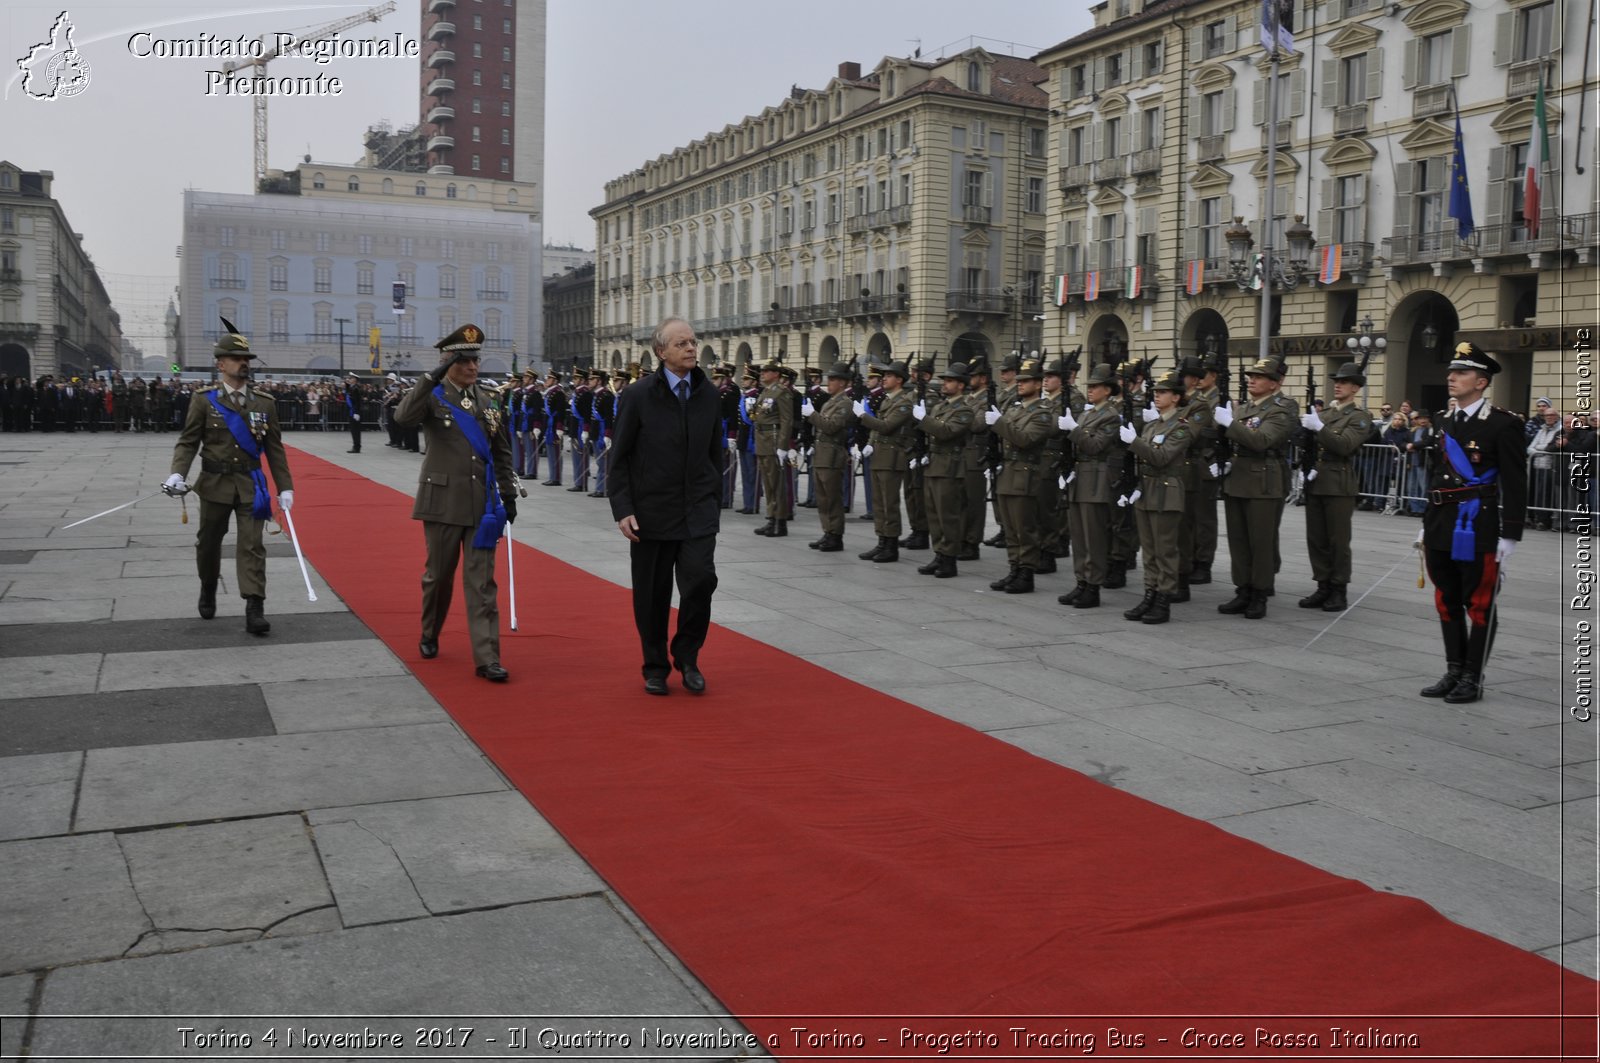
[1102,563,1127,589]
[198,579,217,620]
[1123,589,1157,621]
[1244,589,1268,620]
[809,534,827,549]
[754,518,777,536]
[990,565,1019,592]
[1443,673,1483,703]
[957,544,980,561]
[1298,581,1333,608]
[1142,591,1173,625]
[1072,584,1102,609]
[1189,562,1212,585]
[1004,567,1035,594]
[934,554,959,579]
[983,532,1008,548]
[244,595,270,636]
[1035,554,1057,575]
[1170,577,1191,604]
[773,520,788,538]
[817,533,844,553]
[899,530,929,550]
[1420,664,1464,698]
[1057,581,1088,606]
[1218,587,1251,614]
[858,538,887,561]
[916,555,942,575]
[1320,583,1348,612]
[873,537,899,563]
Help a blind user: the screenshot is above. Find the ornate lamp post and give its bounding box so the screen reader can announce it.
[1346,314,1388,361]
[1226,215,1315,292]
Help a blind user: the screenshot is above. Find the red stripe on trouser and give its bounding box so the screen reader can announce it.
[1467,553,1500,626]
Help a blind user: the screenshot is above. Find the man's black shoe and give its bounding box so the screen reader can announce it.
[567,484,585,492]
[419,639,438,660]
[957,545,980,561]
[1420,665,1463,698]
[737,507,756,514]
[1443,674,1482,703]
[644,676,669,696]
[680,667,706,694]
[476,662,509,682]
[198,580,217,620]
[244,596,270,636]
[347,447,360,453]
[542,479,561,486]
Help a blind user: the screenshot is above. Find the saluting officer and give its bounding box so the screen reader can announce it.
[394,324,517,682]
[1417,343,1527,704]
[912,362,976,578]
[988,357,1055,594]
[1215,357,1299,619]
[165,318,295,636]
[801,362,858,551]
[1057,363,1126,609]
[854,361,917,562]
[750,359,794,537]
[1124,371,1195,625]
[1297,360,1376,613]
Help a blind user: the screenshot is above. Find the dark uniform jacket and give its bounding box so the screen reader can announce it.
[394,379,515,526]
[1067,399,1126,504]
[1307,400,1375,496]
[750,382,794,456]
[607,367,724,540]
[807,391,857,470]
[858,388,917,468]
[171,386,294,505]
[1223,391,1299,499]
[1131,410,1194,512]
[1423,402,1528,551]
[994,396,1055,496]
[916,394,976,477]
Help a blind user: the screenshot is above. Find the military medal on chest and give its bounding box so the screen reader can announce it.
[460,395,474,411]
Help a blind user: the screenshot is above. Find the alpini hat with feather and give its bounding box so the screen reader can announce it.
[213,317,255,359]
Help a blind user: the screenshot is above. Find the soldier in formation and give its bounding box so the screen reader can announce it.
[1123,370,1195,625]
[801,362,858,552]
[912,362,976,578]
[1215,357,1299,619]
[1297,360,1376,613]
[854,361,917,562]
[987,357,1056,594]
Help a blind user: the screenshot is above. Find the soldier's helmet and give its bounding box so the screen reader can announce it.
[882,361,910,380]
[759,358,784,374]
[939,363,971,383]
[1179,355,1208,378]
[1000,352,1023,373]
[1042,358,1070,378]
[826,362,854,381]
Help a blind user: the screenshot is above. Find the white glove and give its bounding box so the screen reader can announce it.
[920,455,930,467]
[801,399,815,417]
[1306,469,1318,482]
[162,473,188,495]
[725,437,734,449]
[534,428,543,440]
[1118,424,1137,444]
[1208,463,1220,478]
[1082,403,1094,413]
[1127,489,1141,505]
[278,490,294,512]
[1496,538,1516,565]
[604,437,612,450]
[1213,403,1235,427]
[351,413,360,422]
[850,445,861,462]
[805,447,814,458]
[862,444,874,458]
[1142,407,1158,422]
[1058,409,1078,431]
[1117,494,1131,508]
[1222,461,1233,475]
[581,432,590,445]
[1065,471,1076,485]
[851,400,865,417]
[778,451,789,467]
[1302,410,1324,432]
[1058,475,1068,489]
[911,401,926,421]
[788,448,800,464]
[984,407,1001,426]
[1415,527,1425,546]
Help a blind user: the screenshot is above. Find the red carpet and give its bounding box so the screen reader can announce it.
[288,448,1595,1059]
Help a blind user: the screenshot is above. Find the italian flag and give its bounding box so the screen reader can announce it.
[1525,78,1549,238]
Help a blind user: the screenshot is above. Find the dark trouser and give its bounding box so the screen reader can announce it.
[871,465,905,538]
[1224,496,1281,592]
[629,534,718,679]
[740,450,760,510]
[1069,499,1112,585]
[420,521,501,667]
[759,453,786,519]
[1188,478,1219,567]
[1305,493,1357,584]
[963,465,986,547]
[196,496,267,599]
[997,490,1040,569]
[349,417,362,451]
[1425,547,1500,674]
[1135,507,1182,593]
[544,436,562,483]
[905,465,927,533]
[815,463,845,535]
[926,472,964,556]
[1036,468,1063,552]
[1110,498,1138,564]
[570,437,588,487]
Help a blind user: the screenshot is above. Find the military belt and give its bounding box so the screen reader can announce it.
[202,459,254,475]
[1429,483,1498,506]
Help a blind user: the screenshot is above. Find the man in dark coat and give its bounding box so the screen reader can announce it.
[608,317,723,696]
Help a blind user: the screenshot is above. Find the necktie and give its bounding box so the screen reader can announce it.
[676,380,689,404]
[1455,410,1466,427]
[233,391,244,408]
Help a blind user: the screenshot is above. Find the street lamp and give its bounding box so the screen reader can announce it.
[335,316,349,374]
[1420,321,1439,356]
[1345,314,1387,361]
[1226,215,1314,291]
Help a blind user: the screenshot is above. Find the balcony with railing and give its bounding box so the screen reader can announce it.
[477,289,508,300]
[427,49,455,69]
[208,277,247,289]
[426,0,453,12]
[825,221,841,238]
[426,104,455,124]
[1385,228,1474,266]
[846,214,871,234]
[1412,83,1451,118]
[759,238,773,252]
[962,204,992,225]
[780,302,840,324]
[943,290,1012,315]
[1197,135,1226,162]
[800,226,816,241]
[1507,58,1550,99]
[842,293,911,318]
[596,324,633,342]
[1260,121,1292,149]
[427,19,454,40]
[427,134,454,152]
[426,76,455,96]
[720,248,732,262]
[778,231,793,247]
[1129,149,1160,176]
[1059,164,1092,189]
[1338,241,1374,270]
[1093,157,1125,183]
[1333,104,1367,136]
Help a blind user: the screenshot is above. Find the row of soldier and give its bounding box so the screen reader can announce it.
[0,372,195,433]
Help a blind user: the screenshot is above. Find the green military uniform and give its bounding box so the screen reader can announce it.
[1108,360,1151,581]
[913,363,975,577]
[805,363,857,552]
[393,324,517,677]
[856,363,917,561]
[985,353,1022,547]
[169,321,294,634]
[1181,358,1224,584]
[1059,364,1127,608]
[1219,358,1299,618]
[990,359,1055,593]
[900,358,935,550]
[961,367,993,558]
[1125,372,1195,624]
[750,361,795,535]
[1299,363,1375,612]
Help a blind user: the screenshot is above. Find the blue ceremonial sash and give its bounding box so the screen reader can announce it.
[345,393,358,417]
[206,392,272,520]
[433,385,505,548]
[1439,431,1498,562]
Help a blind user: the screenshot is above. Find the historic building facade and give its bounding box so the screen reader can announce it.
[542,261,596,374]
[591,49,1051,372]
[1037,0,1596,412]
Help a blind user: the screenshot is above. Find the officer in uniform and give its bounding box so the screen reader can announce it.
[1124,370,1195,625]
[735,366,761,513]
[798,366,825,508]
[1418,343,1527,704]
[1215,357,1299,619]
[961,361,993,560]
[343,374,366,453]
[750,359,794,536]
[567,370,593,492]
[780,365,804,520]
[1058,363,1126,608]
[1297,360,1375,612]
[854,361,917,562]
[588,369,614,497]
[984,352,1023,548]
[165,318,295,636]
[1180,354,1224,584]
[900,356,935,551]
[393,324,517,682]
[801,361,858,551]
[711,365,739,507]
[1035,358,1074,573]
[913,362,975,578]
[988,357,1055,593]
[541,371,566,485]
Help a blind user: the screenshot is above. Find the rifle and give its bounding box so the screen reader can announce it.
[1300,358,1320,481]
[984,362,1003,501]
[910,351,930,469]
[1114,358,1140,501]
[1213,349,1234,468]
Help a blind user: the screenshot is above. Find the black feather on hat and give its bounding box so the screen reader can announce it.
[213,317,255,359]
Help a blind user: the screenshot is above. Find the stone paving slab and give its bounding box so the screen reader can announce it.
[1073,702,1352,775]
[119,815,338,957]
[29,900,731,1057]
[74,723,506,832]
[1,653,102,699]
[0,833,151,973]
[0,973,34,1059]
[260,675,449,734]
[308,792,607,926]
[949,660,1150,712]
[1332,695,1573,770]
[0,598,115,626]
[887,682,1071,732]
[96,640,404,693]
[0,614,371,659]
[0,684,275,758]
[0,751,80,842]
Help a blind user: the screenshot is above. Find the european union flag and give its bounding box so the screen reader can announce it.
[1448,108,1474,240]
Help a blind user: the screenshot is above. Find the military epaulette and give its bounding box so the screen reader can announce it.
[1272,395,1293,407]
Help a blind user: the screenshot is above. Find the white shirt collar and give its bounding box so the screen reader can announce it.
[1456,397,1486,419]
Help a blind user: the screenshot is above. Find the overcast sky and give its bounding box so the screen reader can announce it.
[2,0,1085,342]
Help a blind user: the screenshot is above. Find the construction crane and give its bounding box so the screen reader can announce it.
[224,1,397,189]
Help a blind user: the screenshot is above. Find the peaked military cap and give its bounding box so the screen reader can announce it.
[711,364,732,378]
[939,362,971,382]
[780,365,798,380]
[826,361,854,380]
[1331,361,1367,385]
[1243,357,1283,380]
[1447,341,1502,376]
[1151,369,1187,393]
[1015,358,1045,381]
[213,317,255,359]
[805,364,823,375]
[1083,363,1123,394]
[881,361,910,380]
[435,323,484,352]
